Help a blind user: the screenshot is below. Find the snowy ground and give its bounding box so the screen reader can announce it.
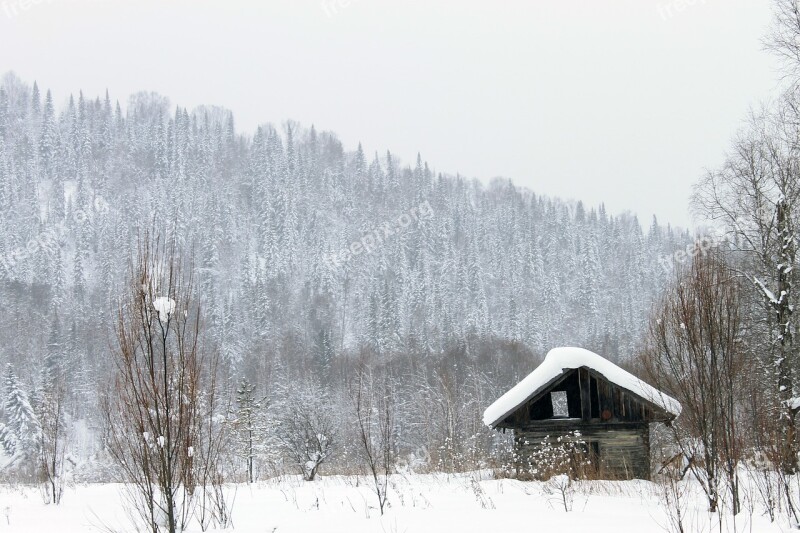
[0,473,789,532]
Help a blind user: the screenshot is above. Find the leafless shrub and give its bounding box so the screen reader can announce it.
[275,379,336,481]
[513,430,592,481]
[36,376,67,504]
[655,458,690,533]
[642,249,744,514]
[194,382,233,530]
[542,473,578,512]
[350,363,394,515]
[101,232,225,533]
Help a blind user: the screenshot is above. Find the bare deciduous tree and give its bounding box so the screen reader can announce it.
[36,376,66,505]
[350,363,394,515]
[275,379,335,482]
[767,0,800,79]
[692,94,800,475]
[643,249,745,514]
[102,234,223,533]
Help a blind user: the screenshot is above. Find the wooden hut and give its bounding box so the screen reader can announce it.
[483,347,681,480]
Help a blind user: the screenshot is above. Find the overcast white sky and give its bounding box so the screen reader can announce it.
[0,0,783,228]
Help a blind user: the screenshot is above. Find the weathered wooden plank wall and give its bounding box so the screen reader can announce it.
[514,424,651,480]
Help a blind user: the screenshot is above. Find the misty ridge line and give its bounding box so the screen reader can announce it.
[0,70,674,238]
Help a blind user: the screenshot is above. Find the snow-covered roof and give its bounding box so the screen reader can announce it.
[483,347,682,428]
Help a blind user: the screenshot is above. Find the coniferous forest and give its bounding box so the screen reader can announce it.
[0,71,692,480]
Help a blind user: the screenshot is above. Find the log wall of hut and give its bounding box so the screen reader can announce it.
[513,422,650,480]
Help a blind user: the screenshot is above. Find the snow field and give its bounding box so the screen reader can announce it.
[0,472,786,532]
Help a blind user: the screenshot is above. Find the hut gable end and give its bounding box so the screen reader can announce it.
[503,367,666,429]
[484,347,681,429]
